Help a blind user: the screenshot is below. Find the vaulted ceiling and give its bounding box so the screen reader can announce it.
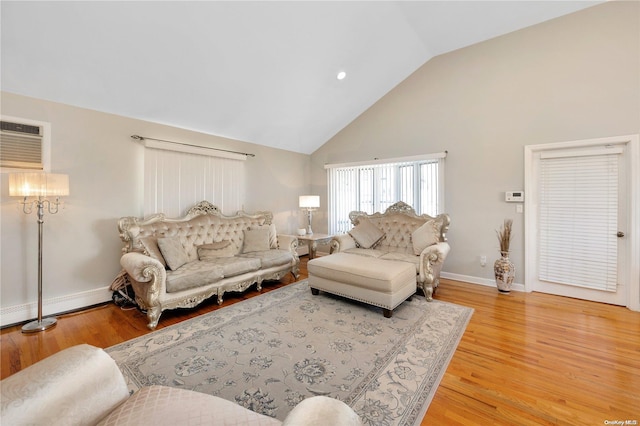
[1,1,600,154]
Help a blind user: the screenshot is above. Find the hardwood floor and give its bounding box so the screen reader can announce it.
[2,258,638,425]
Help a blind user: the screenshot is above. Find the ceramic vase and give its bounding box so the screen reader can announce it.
[494,251,515,293]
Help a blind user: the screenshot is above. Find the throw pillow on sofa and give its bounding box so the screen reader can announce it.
[411,220,441,255]
[250,224,278,249]
[140,236,168,269]
[197,241,236,259]
[349,218,385,249]
[157,237,189,270]
[242,228,271,253]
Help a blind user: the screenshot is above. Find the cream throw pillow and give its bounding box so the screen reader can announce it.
[242,229,271,253]
[250,224,277,249]
[157,237,189,271]
[140,237,167,269]
[412,220,441,255]
[197,241,236,260]
[348,219,385,249]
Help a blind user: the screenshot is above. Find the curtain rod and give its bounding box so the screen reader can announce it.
[131,135,255,158]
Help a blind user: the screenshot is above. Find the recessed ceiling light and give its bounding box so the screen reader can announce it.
[337,71,346,80]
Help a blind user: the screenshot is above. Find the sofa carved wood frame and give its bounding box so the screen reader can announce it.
[118,201,300,329]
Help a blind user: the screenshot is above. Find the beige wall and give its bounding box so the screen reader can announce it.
[311,2,640,285]
[0,92,310,323]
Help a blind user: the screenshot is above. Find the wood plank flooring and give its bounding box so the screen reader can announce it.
[2,258,638,425]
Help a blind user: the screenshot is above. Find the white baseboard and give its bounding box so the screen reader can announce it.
[440,272,526,293]
[0,287,113,328]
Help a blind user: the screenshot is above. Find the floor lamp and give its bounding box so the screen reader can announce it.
[9,172,69,333]
[299,195,319,235]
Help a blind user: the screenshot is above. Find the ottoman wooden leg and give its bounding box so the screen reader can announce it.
[383,308,392,318]
[311,288,319,295]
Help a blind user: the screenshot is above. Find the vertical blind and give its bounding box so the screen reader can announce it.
[144,148,245,217]
[538,148,621,292]
[326,154,445,234]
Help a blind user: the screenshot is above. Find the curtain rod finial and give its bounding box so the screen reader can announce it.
[131,135,144,141]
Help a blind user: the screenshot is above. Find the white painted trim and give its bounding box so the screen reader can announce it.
[524,134,639,311]
[627,135,640,311]
[0,287,113,328]
[440,271,525,292]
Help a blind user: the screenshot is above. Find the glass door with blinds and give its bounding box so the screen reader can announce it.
[528,142,629,306]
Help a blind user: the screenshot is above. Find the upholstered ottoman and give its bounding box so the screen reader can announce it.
[307,252,416,317]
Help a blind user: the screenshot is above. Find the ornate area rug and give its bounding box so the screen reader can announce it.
[106,280,473,425]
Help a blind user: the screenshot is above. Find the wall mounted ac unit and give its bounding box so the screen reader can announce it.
[0,120,44,170]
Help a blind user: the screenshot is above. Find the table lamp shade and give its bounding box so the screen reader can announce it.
[9,173,69,197]
[299,195,319,209]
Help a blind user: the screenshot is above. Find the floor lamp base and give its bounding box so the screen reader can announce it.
[22,317,57,333]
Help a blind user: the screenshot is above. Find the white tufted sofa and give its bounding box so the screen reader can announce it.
[330,201,450,300]
[1,344,362,426]
[118,201,299,329]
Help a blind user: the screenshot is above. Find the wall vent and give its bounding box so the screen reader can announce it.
[0,120,44,170]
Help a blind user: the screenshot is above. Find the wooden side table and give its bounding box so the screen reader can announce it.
[296,233,333,259]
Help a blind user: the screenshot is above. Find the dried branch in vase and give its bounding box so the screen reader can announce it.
[497,219,513,253]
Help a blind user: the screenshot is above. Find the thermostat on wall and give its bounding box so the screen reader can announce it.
[505,191,524,202]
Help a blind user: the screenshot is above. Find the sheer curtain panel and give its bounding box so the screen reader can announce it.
[144,148,245,217]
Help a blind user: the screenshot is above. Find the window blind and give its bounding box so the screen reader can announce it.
[538,149,620,292]
[327,153,445,234]
[144,148,245,217]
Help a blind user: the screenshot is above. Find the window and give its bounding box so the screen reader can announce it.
[326,153,446,234]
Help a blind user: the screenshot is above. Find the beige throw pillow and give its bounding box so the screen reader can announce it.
[197,241,236,260]
[140,237,167,269]
[348,219,385,249]
[157,237,189,271]
[242,229,271,253]
[412,220,441,255]
[250,224,277,249]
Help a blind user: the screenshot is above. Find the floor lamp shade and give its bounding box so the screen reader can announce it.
[9,172,69,197]
[9,172,69,333]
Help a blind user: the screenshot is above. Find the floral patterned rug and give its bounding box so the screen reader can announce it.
[106,280,473,425]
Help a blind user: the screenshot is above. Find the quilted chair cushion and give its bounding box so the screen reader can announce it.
[282,396,362,426]
[239,249,294,269]
[97,385,281,426]
[0,344,129,426]
[201,257,261,278]
[165,261,224,292]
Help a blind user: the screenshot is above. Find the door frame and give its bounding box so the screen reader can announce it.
[524,134,640,311]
